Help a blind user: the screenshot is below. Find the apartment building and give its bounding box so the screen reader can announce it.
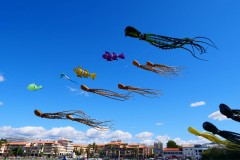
[0,138,213,159]
[163,148,184,159]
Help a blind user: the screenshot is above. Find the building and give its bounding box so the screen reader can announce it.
[163,148,184,159]
[182,144,195,159]
[0,138,216,159]
[154,141,163,158]
[194,144,208,160]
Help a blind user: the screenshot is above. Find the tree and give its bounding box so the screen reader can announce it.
[11,147,24,156]
[201,147,240,160]
[80,147,84,156]
[134,146,139,160]
[53,147,59,157]
[73,148,81,156]
[0,139,7,148]
[92,142,98,157]
[86,144,92,158]
[166,140,179,148]
[123,144,127,159]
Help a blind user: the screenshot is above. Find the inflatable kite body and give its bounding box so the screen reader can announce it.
[125,26,217,61]
[27,83,42,91]
[74,66,96,80]
[219,103,240,123]
[102,51,125,61]
[188,127,240,150]
[203,121,240,145]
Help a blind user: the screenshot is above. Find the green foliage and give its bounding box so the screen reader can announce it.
[166,140,179,148]
[11,147,24,156]
[0,139,7,147]
[53,147,59,156]
[74,148,81,156]
[201,147,240,160]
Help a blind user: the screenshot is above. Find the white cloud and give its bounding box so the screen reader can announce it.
[135,132,153,140]
[154,135,211,147]
[139,139,154,146]
[106,130,132,141]
[0,126,213,146]
[0,126,133,144]
[67,86,89,96]
[155,135,170,146]
[0,101,3,106]
[208,111,228,121]
[0,74,5,82]
[190,101,206,107]
[155,122,164,126]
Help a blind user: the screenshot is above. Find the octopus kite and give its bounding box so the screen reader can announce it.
[66,114,113,131]
[203,121,240,145]
[133,60,181,77]
[188,127,240,150]
[146,61,183,77]
[118,83,162,98]
[34,109,113,131]
[125,26,217,61]
[74,66,96,80]
[80,84,131,101]
[219,103,240,123]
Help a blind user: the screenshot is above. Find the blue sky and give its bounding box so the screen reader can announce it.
[1,0,240,146]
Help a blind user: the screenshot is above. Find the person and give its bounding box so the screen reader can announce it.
[62,156,67,160]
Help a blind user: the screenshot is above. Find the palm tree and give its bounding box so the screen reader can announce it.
[53,147,58,157]
[92,142,98,157]
[80,147,84,157]
[108,144,113,159]
[123,144,127,159]
[29,143,34,157]
[134,146,139,160]
[86,144,92,158]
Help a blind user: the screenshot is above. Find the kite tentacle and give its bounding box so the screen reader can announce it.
[66,114,113,131]
[81,84,131,101]
[118,83,162,98]
[133,60,163,75]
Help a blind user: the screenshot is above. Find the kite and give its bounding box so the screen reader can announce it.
[118,83,162,98]
[60,73,78,84]
[219,103,240,123]
[80,84,131,101]
[146,61,183,77]
[102,51,125,61]
[203,121,240,145]
[34,109,73,119]
[74,66,96,80]
[188,127,240,150]
[34,109,113,131]
[27,83,42,91]
[125,26,217,61]
[133,60,180,77]
[66,114,113,131]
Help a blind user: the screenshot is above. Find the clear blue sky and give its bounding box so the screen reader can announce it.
[1,0,240,146]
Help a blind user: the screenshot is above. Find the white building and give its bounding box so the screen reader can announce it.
[182,144,195,159]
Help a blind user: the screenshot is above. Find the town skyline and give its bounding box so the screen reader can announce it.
[1,0,239,150]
